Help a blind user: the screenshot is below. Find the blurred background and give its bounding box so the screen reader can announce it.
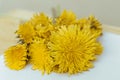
[0,0,120,26]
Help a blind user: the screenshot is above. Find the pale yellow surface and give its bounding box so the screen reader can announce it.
[103,24,120,34]
[0,17,19,55]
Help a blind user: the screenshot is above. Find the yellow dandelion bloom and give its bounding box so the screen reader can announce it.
[29,40,53,74]
[88,15,102,36]
[75,16,102,37]
[30,13,52,26]
[56,10,76,26]
[35,24,54,40]
[17,22,35,43]
[29,13,54,40]
[4,44,27,70]
[48,25,103,74]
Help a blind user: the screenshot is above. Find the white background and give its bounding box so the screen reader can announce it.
[0,0,120,26]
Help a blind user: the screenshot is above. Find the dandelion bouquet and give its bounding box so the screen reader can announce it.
[4,10,103,75]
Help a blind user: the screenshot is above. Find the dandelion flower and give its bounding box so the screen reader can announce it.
[30,13,54,40]
[88,15,102,36]
[4,44,27,70]
[17,22,35,43]
[30,13,52,26]
[56,10,76,26]
[75,16,102,37]
[35,24,54,40]
[48,25,103,74]
[29,40,53,74]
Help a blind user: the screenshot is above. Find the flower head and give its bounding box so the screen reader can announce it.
[35,24,54,40]
[48,25,103,74]
[4,44,27,70]
[56,10,76,26]
[30,13,54,40]
[30,13,52,26]
[29,40,53,74]
[88,15,102,36]
[17,22,35,43]
[76,16,102,37]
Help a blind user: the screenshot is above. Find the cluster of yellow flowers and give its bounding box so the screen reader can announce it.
[4,10,103,74]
